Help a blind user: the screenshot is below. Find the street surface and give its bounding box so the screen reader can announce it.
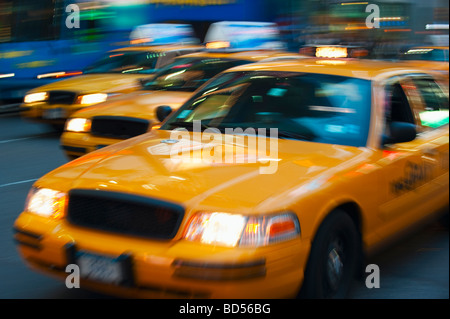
[0,113,448,299]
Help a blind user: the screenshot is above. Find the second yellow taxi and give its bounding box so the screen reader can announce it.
[399,45,449,76]
[60,21,301,159]
[19,24,202,127]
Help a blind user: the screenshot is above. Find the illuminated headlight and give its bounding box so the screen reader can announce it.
[25,187,67,219]
[24,92,48,104]
[184,212,300,247]
[77,93,108,105]
[65,118,91,132]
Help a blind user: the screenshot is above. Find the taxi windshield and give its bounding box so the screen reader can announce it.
[83,51,161,74]
[162,71,372,147]
[141,57,250,92]
[401,48,449,62]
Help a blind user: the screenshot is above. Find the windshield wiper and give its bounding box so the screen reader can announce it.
[168,120,211,131]
[144,85,197,92]
[277,130,315,141]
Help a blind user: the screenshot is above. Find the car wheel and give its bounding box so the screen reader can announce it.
[298,209,361,299]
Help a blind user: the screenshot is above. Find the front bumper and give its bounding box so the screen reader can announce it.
[60,131,124,159]
[20,102,84,124]
[14,211,308,299]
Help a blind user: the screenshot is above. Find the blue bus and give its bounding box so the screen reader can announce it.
[0,0,134,107]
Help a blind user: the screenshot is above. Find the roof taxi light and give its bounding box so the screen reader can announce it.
[206,41,230,50]
[315,47,348,58]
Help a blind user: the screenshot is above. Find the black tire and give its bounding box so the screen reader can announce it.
[298,210,361,299]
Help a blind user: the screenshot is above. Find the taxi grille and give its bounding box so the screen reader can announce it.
[67,189,184,240]
[91,116,150,139]
[48,91,77,105]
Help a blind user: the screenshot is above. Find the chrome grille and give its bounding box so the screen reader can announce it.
[67,189,184,240]
[48,91,77,105]
[91,116,150,139]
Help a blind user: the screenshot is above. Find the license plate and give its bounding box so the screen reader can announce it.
[76,251,124,285]
[42,108,66,119]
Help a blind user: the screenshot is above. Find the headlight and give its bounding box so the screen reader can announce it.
[25,187,67,219]
[77,93,108,105]
[65,118,91,132]
[184,212,300,247]
[24,92,48,104]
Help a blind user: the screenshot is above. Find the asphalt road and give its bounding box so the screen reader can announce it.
[0,113,448,299]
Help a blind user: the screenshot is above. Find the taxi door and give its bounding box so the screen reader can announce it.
[410,75,449,205]
[376,74,449,230]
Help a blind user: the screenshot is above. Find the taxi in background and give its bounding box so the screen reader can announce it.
[298,44,370,59]
[60,21,299,160]
[19,24,202,128]
[399,46,449,76]
[13,58,448,299]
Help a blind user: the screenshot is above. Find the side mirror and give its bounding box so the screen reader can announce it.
[255,112,282,124]
[138,78,147,87]
[382,121,417,145]
[155,105,173,122]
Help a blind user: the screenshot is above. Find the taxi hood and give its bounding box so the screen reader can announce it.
[53,130,371,213]
[75,90,192,120]
[28,74,147,94]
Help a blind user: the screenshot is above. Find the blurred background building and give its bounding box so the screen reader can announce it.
[1,0,448,48]
[0,0,448,106]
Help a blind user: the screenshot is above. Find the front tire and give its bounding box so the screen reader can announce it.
[299,210,361,299]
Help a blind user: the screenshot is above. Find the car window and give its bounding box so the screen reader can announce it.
[412,78,449,129]
[142,57,251,92]
[155,51,178,69]
[83,51,161,74]
[163,71,372,147]
[384,81,416,125]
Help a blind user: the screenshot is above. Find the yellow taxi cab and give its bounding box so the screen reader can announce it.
[19,24,202,127]
[60,21,300,160]
[13,58,449,299]
[399,46,449,76]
